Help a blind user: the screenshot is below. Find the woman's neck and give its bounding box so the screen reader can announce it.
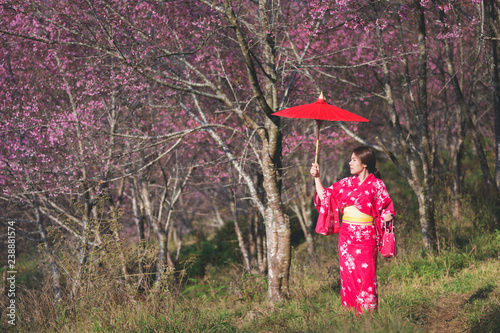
[358,169,370,183]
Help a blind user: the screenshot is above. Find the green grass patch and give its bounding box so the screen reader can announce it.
[5,189,500,333]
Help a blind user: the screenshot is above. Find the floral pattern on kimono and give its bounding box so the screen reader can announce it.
[314,173,395,314]
[339,223,378,314]
[314,173,395,239]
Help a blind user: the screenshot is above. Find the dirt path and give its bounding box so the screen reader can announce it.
[423,293,469,333]
[422,284,499,333]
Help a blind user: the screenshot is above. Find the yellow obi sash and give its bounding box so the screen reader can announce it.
[342,206,374,225]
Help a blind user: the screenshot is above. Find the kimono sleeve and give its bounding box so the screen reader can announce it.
[375,180,396,218]
[313,179,345,235]
[373,180,396,240]
[313,179,344,213]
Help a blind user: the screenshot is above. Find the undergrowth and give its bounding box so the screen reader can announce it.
[1,194,499,332]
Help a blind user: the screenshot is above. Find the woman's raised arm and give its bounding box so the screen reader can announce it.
[310,163,325,200]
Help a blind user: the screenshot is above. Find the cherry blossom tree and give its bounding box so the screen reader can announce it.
[2,0,498,305]
[1,0,309,302]
[304,0,498,249]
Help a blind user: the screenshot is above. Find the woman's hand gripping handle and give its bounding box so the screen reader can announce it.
[311,163,325,201]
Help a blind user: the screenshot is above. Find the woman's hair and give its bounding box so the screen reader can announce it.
[353,146,381,178]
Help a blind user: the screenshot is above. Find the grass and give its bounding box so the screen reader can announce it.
[2,231,497,333]
[2,194,500,332]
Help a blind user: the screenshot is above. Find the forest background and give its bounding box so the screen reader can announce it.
[0,0,499,332]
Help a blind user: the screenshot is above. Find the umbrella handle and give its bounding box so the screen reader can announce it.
[315,138,320,164]
[315,120,323,164]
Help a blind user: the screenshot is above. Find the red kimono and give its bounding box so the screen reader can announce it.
[314,173,395,314]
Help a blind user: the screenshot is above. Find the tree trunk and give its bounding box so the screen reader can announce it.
[166,224,176,268]
[231,193,253,272]
[156,231,168,284]
[264,207,291,302]
[71,221,90,298]
[262,135,291,302]
[130,179,147,291]
[34,202,62,302]
[70,190,92,299]
[234,218,252,272]
[485,0,500,190]
[158,164,194,276]
[106,104,129,283]
[198,0,291,301]
[439,19,467,217]
[254,213,267,276]
[111,179,129,283]
[451,144,464,217]
[463,2,498,196]
[418,182,437,251]
[247,211,267,275]
[373,3,437,250]
[253,173,267,276]
[138,180,167,285]
[248,211,257,268]
[259,0,291,302]
[290,162,316,262]
[415,1,437,250]
[172,225,182,262]
[59,54,95,296]
[470,120,498,192]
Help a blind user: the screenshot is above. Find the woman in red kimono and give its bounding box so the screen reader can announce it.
[310,146,395,315]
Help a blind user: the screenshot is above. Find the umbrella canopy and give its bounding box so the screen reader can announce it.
[272,92,369,163]
[273,92,369,122]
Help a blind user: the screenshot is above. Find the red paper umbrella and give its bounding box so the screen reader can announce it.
[272,92,369,163]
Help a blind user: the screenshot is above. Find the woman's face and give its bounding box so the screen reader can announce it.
[349,153,366,175]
